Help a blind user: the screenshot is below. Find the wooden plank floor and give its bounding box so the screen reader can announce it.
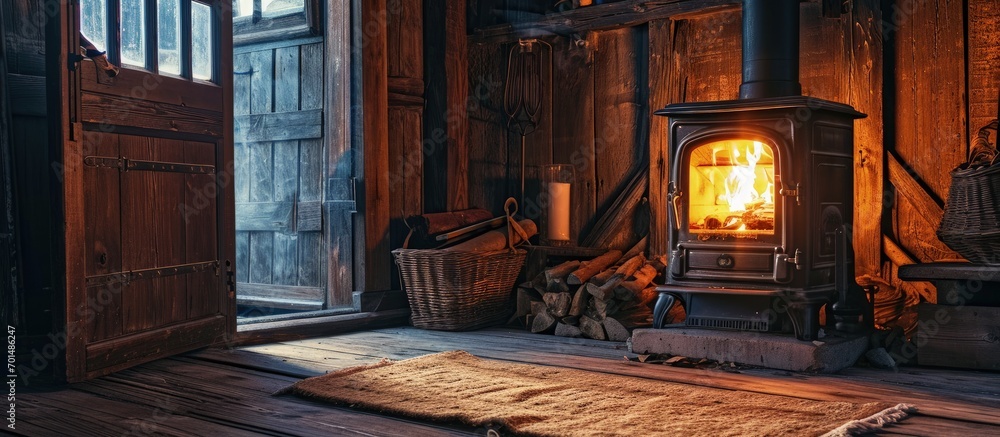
[16,326,1000,436]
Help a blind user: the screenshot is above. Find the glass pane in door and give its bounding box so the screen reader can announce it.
[158,0,182,75]
[192,1,214,81]
[120,0,146,67]
[80,0,108,52]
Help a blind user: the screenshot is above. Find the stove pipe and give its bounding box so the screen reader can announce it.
[739,0,802,99]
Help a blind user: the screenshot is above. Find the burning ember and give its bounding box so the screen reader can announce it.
[688,139,775,236]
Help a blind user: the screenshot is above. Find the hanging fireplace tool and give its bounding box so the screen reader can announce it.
[503,39,549,210]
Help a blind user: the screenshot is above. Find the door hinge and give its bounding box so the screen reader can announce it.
[779,182,801,206]
[68,52,85,71]
[225,260,236,297]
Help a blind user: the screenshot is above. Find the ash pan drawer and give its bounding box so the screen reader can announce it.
[687,250,774,272]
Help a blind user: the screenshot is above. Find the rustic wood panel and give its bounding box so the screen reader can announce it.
[388,106,423,258]
[234,110,323,142]
[84,133,122,342]
[300,43,324,111]
[918,304,1000,371]
[446,0,469,211]
[7,72,45,116]
[892,0,966,200]
[80,92,224,137]
[593,28,644,219]
[466,42,509,216]
[387,0,423,79]
[966,0,1000,146]
[552,34,597,244]
[849,0,885,278]
[184,141,220,319]
[250,49,274,115]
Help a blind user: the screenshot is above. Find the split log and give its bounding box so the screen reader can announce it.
[586,276,623,301]
[531,310,558,333]
[603,317,631,342]
[617,264,658,297]
[508,287,542,326]
[543,292,572,317]
[579,316,606,340]
[591,298,619,321]
[405,208,494,235]
[589,268,616,286]
[545,260,580,283]
[569,285,589,317]
[614,254,646,279]
[444,219,537,252]
[567,250,622,285]
[554,323,583,338]
[560,315,580,326]
[545,260,579,292]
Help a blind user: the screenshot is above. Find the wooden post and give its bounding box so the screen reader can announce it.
[361,0,392,292]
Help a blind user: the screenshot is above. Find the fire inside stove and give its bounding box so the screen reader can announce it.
[687,139,776,238]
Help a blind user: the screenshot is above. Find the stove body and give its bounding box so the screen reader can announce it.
[654,98,862,340]
[651,0,868,341]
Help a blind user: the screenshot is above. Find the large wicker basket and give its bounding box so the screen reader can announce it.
[392,248,526,330]
[938,120,1000,264]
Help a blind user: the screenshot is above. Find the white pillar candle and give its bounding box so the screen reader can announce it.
[546,182,571,241]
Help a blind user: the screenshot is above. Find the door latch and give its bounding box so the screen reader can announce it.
[225,260,236,297]
[779,182,801,206]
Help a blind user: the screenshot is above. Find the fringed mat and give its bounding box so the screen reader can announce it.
[283,350,915,436]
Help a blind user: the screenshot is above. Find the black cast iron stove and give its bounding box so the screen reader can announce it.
[651,0,870,340]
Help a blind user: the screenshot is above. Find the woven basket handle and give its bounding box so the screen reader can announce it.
[969,119,999,166]
[504,197,529,251]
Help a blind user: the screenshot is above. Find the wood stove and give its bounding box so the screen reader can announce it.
[651,0,869,341]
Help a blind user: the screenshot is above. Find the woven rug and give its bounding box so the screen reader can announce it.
[283,350,915,436]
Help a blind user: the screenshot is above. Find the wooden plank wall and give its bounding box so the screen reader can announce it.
[884,0,1000,322]
[233,39,329,309]
[2,0,57,340]
[387,0,424,289]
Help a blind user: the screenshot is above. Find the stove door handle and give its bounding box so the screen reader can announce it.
[670,191,682,230]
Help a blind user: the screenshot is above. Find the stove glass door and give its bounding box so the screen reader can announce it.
[687,139,776,239]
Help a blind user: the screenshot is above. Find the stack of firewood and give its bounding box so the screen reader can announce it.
[511,249,670,341]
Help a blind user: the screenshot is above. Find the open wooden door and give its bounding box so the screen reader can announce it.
[55,0,234,382]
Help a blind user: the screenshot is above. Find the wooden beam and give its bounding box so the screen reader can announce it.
[470,0,740,45]
[883,234,937,303]
[361,0,392,292]
[887,151,943,229]
[234,109,323,142]
[849,0,883,278]
[235,201,322,232]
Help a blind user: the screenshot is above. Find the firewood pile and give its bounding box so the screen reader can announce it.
[511,249,682,341]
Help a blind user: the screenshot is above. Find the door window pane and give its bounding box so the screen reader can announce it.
[80,0,108,52]
[120,0,146,67]
[192,1,214,81]
[158,0,181,75]
[263,0,303,17]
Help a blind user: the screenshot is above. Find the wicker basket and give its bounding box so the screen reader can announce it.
[392,248,526,330]
[938,120,1000,264]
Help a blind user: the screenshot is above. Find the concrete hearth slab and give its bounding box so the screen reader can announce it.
[629,326,868,373]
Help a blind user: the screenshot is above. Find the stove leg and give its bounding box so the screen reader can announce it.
[787,302,823,341]
[653,292,681,329]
